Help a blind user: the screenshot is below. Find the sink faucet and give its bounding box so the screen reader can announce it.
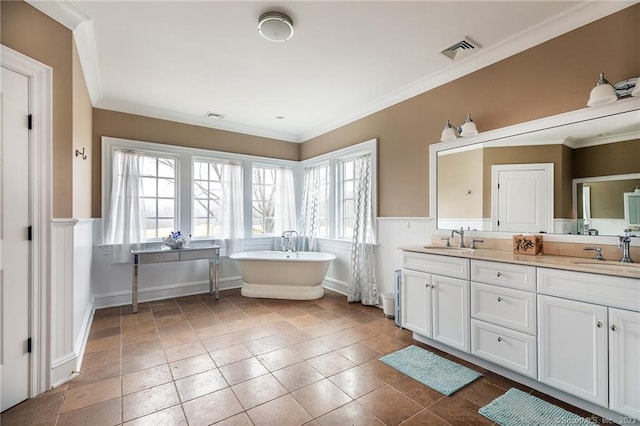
[281,230,299,253]
[618,229,635,263]
[451,228,465,248]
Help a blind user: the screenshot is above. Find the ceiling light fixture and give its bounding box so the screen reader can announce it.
[258,12,294,42]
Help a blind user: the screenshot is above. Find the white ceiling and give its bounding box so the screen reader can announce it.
[28,1,634,143]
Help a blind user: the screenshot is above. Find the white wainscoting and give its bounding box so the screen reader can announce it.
[315,238,352,295]
[437,218,491,232]
[50,219,95,387]
[376,218,433,295]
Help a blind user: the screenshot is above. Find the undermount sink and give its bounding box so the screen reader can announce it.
[572,261,640,273]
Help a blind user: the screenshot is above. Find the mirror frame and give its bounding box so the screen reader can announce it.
[429,97,640,246]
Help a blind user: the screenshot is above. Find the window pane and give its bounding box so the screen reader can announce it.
[193,180,208,199]
[143,198,156,217]
[194,162,208,180]
[141,177,157,197]
[157,178,174,198]
[145,219,157,238]
[193,199,208,218]
[158,159,175,178]
[158,199,174,217]
[157,219,174,236]
[193,218,208,237]
[140,157,156,176]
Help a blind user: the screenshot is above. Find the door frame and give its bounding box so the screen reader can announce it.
[491,163,554,233]
[1,45,53,397]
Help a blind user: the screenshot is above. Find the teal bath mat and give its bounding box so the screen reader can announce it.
[479,388,596,425]
[379,345,481,396]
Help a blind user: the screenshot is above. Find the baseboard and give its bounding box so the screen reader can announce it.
[323,277,348,296]
[93,277,244,308]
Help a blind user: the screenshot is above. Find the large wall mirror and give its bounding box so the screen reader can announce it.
[430,98,640,238]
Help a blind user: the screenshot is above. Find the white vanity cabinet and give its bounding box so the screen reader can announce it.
[470,260,537,378]
[401,252,470,352]
[609,308,640,418]
[537,268,640,416]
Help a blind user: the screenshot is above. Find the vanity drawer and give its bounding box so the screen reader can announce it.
[137,251,180,264]
[471,282,536,335]
[471,260,536,291]
[403,252,469,280]
[537,268,640,312]
[179,249,217,261]
[471,319,537,379]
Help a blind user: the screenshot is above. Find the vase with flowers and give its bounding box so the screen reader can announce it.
[162,231,191,250]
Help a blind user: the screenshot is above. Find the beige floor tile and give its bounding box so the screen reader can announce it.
[213,412,253,426]
[182,387,244,426]
[257,347,303,372]
[272,361,325,392]
[57,397,121,426]
[329,365,386,399]
[164,340,207,363]
[123,364,174,395]
[169,353,215,380]
[122,382,180,422]
[337,342,382,365]
[231,373,288,409]
[307,351,355,377]
[291,379,352,418]
[210,344,253,367]
[60,376,122,413]
[247,394,313,426]
[357,385,422,426]
[175,369,228,402]
[312,400,384,426]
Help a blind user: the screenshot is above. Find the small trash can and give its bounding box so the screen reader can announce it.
[381,292,395,319]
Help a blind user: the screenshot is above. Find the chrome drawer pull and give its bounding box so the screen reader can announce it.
[610,324,617,332]
[596,321,603,328]
[496,272,502,277]
[497,336,503,342]
[497,296,503,302]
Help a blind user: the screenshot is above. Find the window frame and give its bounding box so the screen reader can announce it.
[101,136,299,244]
[300,138,377,241]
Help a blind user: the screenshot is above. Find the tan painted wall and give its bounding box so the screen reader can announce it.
[92,109,298,216]
[301,5,640,217]
[437,149,483,218]
[72,41,93,218]
[573,139,640,178]
[578,179,640,219]
[1,1,73,218]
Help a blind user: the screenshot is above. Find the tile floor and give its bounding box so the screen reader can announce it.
[1,288,606,425]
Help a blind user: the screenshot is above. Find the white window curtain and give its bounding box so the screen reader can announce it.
[274,167,296,236]
[299,165,321,252]
[347,153,378,305]
[105,149,146,263]
[218,162,244,256]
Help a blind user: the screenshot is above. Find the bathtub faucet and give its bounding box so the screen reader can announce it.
[281,230,299,253]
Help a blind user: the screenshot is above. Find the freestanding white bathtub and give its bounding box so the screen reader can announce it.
[229,251,336,300]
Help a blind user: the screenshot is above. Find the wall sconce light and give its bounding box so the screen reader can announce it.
[75,147,87,160]
[440,114,478,142]
[440,120,457,142]
[631,77,640,97]
[587,72,617,107]
[459,113,478,137]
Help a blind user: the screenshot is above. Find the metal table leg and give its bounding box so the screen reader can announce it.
[132,253,139,313]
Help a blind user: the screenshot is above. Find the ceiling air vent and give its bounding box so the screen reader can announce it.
[205,112,225,120]
[441,37,481,60]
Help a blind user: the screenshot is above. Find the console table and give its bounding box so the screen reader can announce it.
[131,245,220,313]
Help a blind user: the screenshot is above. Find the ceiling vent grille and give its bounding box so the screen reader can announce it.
[441,37,481,60]
[205,112,225,120]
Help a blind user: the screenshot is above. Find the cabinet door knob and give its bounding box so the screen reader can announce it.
[497,336,503,342]
[431,284,436,289]
[610,324,617,332]
[596,321,603,328]
[497,296,503,302]
[496,272,502,277]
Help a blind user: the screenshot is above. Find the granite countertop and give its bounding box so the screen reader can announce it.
[401,245,640,280]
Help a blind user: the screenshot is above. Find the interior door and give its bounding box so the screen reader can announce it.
[1,65,31,412]
[492,164,553,233]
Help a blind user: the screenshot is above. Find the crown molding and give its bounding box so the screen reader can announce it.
[25,1,90,30]
[297,1,636,142]
[95,98,300,143]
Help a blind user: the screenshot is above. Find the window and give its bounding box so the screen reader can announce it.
[339,158,357,239]
[140,155,177,239]
[252,166,278,235]
[315,164,331,237]
[192,160,225,238]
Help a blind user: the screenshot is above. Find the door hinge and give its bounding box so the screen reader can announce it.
[28,114,33,130]
[28,225,33,241]
[27,337,32,353]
